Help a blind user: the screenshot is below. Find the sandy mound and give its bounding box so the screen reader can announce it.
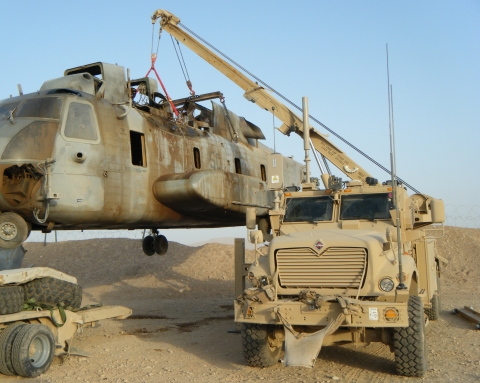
[20,226,479,305]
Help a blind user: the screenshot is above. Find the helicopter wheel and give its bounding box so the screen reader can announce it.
[142,235,155,256]
[0,212,29,249]
[155,235,168,255]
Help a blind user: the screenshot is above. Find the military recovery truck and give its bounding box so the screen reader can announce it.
[151,10,446,377]
[236,174,444,376]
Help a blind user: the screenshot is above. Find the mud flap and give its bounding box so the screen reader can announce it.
[281,312,345,368]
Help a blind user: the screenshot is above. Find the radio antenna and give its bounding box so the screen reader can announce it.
[386,44,406,290]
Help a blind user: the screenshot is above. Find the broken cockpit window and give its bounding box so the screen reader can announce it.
[0,102,21,121]
[2,121,58,160]
[15,97,62,119]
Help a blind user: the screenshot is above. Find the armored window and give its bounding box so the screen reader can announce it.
[63,101,99,142]
[130,131,147,167]
[284,196,334,222]
[235,158,242,174]
[193,147,201,169]
[340,193,391,220]
[260,165,266,181]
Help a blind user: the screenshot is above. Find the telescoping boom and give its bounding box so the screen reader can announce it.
[151,9,374,185]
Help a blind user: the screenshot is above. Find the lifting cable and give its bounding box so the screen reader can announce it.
[147,26,179,117]
[170,35,195,96]
[220,96,238,142]
[178,22,420,194]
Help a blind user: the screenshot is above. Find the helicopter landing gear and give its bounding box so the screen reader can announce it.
[0,212,30,249]
[142,230,168,256]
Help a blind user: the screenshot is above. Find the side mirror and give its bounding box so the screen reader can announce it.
[249,230,264,244]
[246,207,256,230]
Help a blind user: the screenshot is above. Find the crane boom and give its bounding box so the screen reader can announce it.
[152,9,373,183]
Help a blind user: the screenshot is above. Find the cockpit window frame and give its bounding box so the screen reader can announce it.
[60,99,101,144]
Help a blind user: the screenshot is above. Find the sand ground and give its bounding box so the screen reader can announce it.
[1,226,479,382]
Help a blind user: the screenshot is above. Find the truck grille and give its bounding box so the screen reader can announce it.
[275,247,367,289]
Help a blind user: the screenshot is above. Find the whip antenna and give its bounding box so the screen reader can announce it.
[386,44,406,290]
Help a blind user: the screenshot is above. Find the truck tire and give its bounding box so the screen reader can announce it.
[0,286,24,315]
[425,276,441,321]
[241,323,281,367]
[23,277,82,309]
[0,322,27,376]
[393,295,427,377]
[11,324,55,378]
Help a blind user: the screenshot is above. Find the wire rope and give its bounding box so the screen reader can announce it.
[178,22,420,194]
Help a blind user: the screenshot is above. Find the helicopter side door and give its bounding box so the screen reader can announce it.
[49,98,105,223]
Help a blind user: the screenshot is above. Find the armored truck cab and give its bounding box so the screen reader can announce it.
[235,179,445,376]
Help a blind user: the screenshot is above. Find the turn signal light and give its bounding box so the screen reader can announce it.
[384,308,399,322]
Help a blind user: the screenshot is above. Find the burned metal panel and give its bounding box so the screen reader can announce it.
[40,73,96,95]
[64,62,128,105]
[211,102,248,144]
[152,170,269,222]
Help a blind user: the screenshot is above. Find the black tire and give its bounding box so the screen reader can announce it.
[11,324,55,378]
[0,322,27,376]
[23,277,82,309]
[142,235,155,256]
[393,295,428,377]
[241,323,281,367]
[425,276,441,320]
[0,286,24,315]
[0,212,29,249]
[155,235,168,255]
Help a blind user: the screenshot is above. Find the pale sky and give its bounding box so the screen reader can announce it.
[1,1,479,243]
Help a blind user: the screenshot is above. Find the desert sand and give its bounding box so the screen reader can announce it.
[2,226,479,382]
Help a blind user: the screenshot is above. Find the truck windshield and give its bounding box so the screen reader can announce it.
[340,193,392,220]
[284,196,334,222]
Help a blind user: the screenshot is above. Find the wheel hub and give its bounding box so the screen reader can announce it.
[0,221,17,240]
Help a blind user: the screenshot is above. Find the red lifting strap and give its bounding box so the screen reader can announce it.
[145,54,179,117]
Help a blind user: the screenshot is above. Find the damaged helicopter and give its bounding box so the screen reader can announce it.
[0,61,304,254]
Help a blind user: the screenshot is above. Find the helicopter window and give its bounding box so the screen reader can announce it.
[130,131,147,167]
[63,102,98,141]
[2,121,58,160]
[260,165,266,181]
[193,147,201,169]
[340,193,392,221]
[0,102,21,121]
[235,158,242,174]
[15,97,62,120]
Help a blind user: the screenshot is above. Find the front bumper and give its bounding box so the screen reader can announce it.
[234,298,409,328]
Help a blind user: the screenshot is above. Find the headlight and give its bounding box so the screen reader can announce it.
[379,277,394,292]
